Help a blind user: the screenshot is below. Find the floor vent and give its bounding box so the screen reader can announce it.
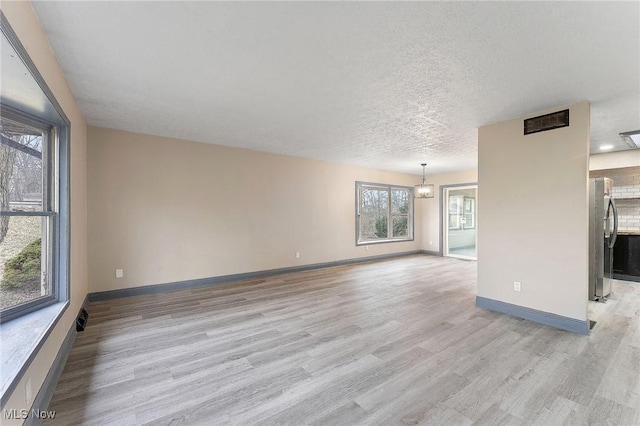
[76,308,89,332]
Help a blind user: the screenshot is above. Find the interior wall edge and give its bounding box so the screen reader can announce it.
[477,101,590,322]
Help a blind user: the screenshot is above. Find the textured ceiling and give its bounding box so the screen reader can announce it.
[30,1,640,175]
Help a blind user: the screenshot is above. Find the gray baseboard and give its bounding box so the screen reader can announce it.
[476,296,590,335]
[25,296,88,425]
[89,250,424,302]
[421,250,441,256]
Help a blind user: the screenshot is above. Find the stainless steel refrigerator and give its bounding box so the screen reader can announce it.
[589,177,618,301]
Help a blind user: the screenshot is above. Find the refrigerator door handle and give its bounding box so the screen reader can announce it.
[608,198,618,249]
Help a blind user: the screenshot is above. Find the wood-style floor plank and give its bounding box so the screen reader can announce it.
[43,255,640,425]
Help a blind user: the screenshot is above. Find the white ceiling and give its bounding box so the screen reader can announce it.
[30,1,640,175]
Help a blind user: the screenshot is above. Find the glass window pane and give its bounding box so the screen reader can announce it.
[0,117,44,212]
[464,213,475,229]
[391,190,408,214]
[0,215,49,311]
[360,188,389,241]
[449,214,461,230]
[392,216,408,238]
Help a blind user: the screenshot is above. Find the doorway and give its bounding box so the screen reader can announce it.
[443,185,478,260]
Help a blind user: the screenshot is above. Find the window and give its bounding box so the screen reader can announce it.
[0,109,61,322]
[448,195,475,230]
[0,10,71,406]
[0,16,70,324]
[356,182,413,244]
[448,195,463,230]
[463,197,475,229]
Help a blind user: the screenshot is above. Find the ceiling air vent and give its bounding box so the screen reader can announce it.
[524,109,569,135]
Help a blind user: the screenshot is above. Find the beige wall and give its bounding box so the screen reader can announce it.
[420,169,478,252]
[477,101,590,321]
[1,2,88,422]
[590,149,640,170]
[87,126,423,293]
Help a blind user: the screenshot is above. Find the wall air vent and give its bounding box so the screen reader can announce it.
[524,109,569,135]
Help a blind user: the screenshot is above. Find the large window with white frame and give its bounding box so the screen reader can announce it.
[356,182,414,244]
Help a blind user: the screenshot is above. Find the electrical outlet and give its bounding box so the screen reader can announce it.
[25,377,32,405]
[115,269,124,278]
[429,240,433,245]
[295,252,300,259]
[365,246,369,251]
[514,281,521,292]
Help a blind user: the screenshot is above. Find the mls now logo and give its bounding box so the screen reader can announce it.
[3,409,56,420]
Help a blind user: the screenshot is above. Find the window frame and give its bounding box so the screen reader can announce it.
[355,181,414,246]
[0,12,70,324]
[0,10,71,408]
[0,106,61,323]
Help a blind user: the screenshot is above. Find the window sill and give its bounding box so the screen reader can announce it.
[356,238,415,246]
[0,301,68,407]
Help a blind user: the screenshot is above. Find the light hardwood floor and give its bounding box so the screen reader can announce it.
[44,255,639,425]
